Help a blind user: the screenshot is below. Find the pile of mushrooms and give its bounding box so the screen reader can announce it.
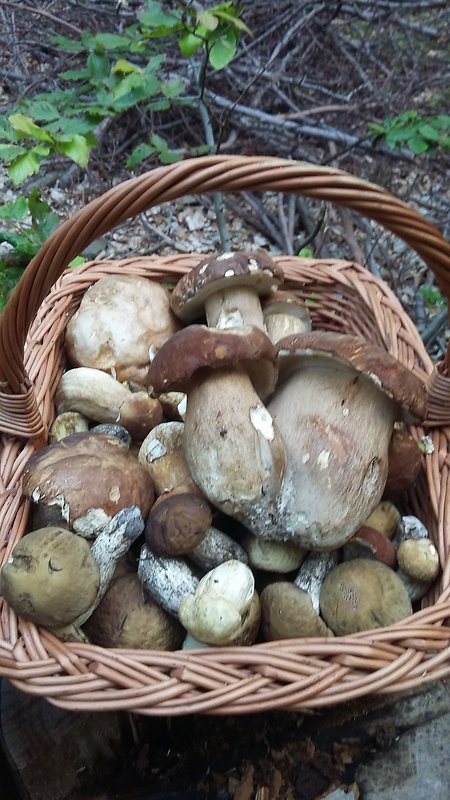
[0,251,437,649]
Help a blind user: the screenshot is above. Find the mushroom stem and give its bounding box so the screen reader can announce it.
[72,505,144,627]
[205,285,265,330]
[138,545,199,617]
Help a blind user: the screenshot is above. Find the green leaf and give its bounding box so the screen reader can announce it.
[23,101,60,122]
[68,256,86,268]
[54,133,91,167]
[0,143,28,164]
[8,114,53,143]
[111,58,142,75]
[418,123,441,142]
[161,77,184,97]
[197,11,219,31]
[28,190,60,239]
[59,67,90,81]
[87,53,111,81]
[49,33,85,52]
[408,135,430,154]
[178,31,203,58]
[92,32,133,51]
[208,29,237,69]
[8,152,41,184]
[214,9,252,35]
[126,142,156,168]
[138,2,180,32]
[0,196,29,221]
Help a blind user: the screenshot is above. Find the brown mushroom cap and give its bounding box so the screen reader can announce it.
[146,324,278,400]
[23,432,154,537]
[276,331,427,423]
[83,573,184,649]
[0,527,100,627]
[170,251,284,322]
[144,493,212,556]
[260,582,333,640]
[384,425,422,495]
[319,558,412,635]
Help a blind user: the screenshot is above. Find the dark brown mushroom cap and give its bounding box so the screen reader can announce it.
[144,492,212,556]
[276,331,427,422]
[170,251,284,321]
[147,324,278,399]
[262,290,311,326]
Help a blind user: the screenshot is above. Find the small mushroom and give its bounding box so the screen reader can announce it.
[83,573,184,650]
[137,544,199,617]
[260,583,333,640]
[364,501,401,540]
[189,525,248,571]
[138,421,199,496]
[56,367,163,441]
[384,424,422,496]
[265,331,427,548]
[342,525,397,567]
[319,559,412,635]
[242,532,305,573]
[49,412,89,443]
[0,527,100,628]
[396,538,440,582]
[261,290,311,343]
[23,432,154,537]
[294,550,339,614]
[178,560,256,645]
[144,492,212,556]
[170,251,283,329]
[65,273,181,383]
[146,325,285,534]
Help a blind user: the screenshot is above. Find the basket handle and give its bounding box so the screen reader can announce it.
[1,154,450,439]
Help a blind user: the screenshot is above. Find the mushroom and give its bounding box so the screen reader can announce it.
[137,544,199,617]
[261,290,311,343]
[56,367,163,441]
[65,273,181,383]
[384,424,422,496]
[260,582,333,640]
[294,550,339,614]
[364,500,401,540]
[170,251,283,330]
[319,559,412,635]
[0,527,100,628]
[48,411,89,443]
[189,525,248,572]
[264,331,427,548]
[22,432,154,537]
[83,573,184,650]
[241,532,305,573]
[178,560,257,646]
[146,324,286,533]
[342,525,397,567]
[138,421,199,496]
[396,538,440,583]
[144,492,212,556]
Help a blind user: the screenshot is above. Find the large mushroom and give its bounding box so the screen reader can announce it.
[22,432,154,537]
[262,331,427,549]
[146,324,285,533]
[65,273,181,383]
[170,251,284,330]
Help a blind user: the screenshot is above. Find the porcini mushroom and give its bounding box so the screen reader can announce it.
[65,273,181,383]
[170,251,283,329]
[261,290,311,343]
[319,558,412,635]
[265,331,427,548]
[23,432,154,537]
[0,527,100,627]
[144,493,212,556]
[138,544,199,617]
[146,324,285,533]
[260,582,333,640]
[384,424,422,496]
[138,421,199,496]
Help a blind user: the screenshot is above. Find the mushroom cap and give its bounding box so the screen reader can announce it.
[260,582,333,640]
[144,493,212,556]
[0,527,100,627]
[396,538,440,582]
[319,558,412,635]
[83,573,184,650]
[138,421,198,496]
[170,251,284,322]
[276,331,427,423]
[242,532,305,573]
[23,432,154,537]
[146,323,278,400]
[385,425,422,495]
[65,273,181,383]
[342,525,397,567]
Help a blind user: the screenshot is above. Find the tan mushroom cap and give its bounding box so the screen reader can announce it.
[170,251,284,321]
[146,324,278,400]
[260,582,333,640]
[276,331,427,423]
[319,558,412,635]
[397,538,440,582]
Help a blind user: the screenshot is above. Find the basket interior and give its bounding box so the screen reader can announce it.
[1,253,449,714]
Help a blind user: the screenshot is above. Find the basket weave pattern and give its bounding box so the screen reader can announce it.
[1,156,450,715]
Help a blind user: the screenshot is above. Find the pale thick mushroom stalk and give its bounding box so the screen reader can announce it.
[170,251,284,330]
[65,273,181,384]
[138,545,199,617]
[72,505,145,627]
[264,331,427,549]
[146,324,286,533]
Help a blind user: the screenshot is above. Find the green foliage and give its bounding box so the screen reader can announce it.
[0,1,249,308]
[369,111,450,154]
[419,285,446,309]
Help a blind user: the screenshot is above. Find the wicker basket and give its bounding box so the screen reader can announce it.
[1,155,450,716]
